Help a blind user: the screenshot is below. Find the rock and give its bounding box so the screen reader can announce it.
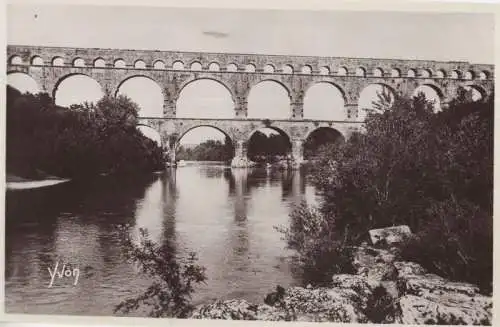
[190,299,289,321]
[394,294,491,325]
[393,267,492,325]
[369,225,412,246]
[394,261,427,277]
[279,286,369,323]
[230,157,257,168]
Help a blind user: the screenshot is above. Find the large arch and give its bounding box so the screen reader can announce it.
[7,72,40,94]
[247,80,291,119]
[175,125,235,163]
[53,74,104,107]
[176,79,235,119]
[303,82,346,120]
[116,76,164,117]
[246,126,292,163]
[357,83,396,121]
[413,84,443,112]
[463,85,487,102]
[303,127,345,159]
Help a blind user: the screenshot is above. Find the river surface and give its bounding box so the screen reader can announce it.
[5,163,320,316]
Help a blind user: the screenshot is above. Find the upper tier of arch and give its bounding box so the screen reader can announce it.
[7,44,494,80]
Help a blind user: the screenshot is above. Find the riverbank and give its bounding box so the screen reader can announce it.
[190,244,492,324]
[6,173,71,190]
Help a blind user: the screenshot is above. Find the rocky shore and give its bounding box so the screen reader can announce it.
[189,245,492,324]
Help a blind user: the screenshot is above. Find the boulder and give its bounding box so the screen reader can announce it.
[190,299,290,321]
[394,265,491,325]
[278,286,369,323]
[369,225,412,246]
[394,294,491,325]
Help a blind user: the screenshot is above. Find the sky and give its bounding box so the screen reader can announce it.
[6,4,495,144]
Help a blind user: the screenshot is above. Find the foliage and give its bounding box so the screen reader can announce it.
[6,86,164,179]
[247,130,291,162]
[284,86,493,290]
[114,227,207,318]
[177,137,234,162]
[275,202,355,286]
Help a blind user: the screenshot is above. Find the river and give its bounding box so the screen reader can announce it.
[4,163,320,316]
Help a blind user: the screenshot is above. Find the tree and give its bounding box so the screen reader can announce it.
[114,227,206,317]
[284,87,493,291]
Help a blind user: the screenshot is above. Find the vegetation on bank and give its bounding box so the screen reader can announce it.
[280,87,493,293]
[6,86,164,179]
[177,138,234,162]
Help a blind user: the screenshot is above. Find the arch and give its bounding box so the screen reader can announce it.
[303,82,346,120]
[226,63,238,72]
[282,64,294,74]
[420,69,432,78]
[73,58,86,67]
[337,67,348,76]
[53,73,104,108]
[190,61,202,71]
[134,60,147,69]
[301,65,312,74]
[247,80,291,119]
[31,56,44,66]
[358,83,397,121]
[413,84,443,112]
[390,68,401,78]
[7,72,40,94]
[10,55,23,65]
[356,67,366,77]
[176,78,235,119]
[303,127,345,159]
[247,126,292,163]
[245,63,256,73]
[479,71,488,80]
[94,58,106,68]
[263,64,275,73]
[153,60,166,70]
[116,75,164,117]
[137,125,162,146]
[52,57,65,66]
[172,60,185,70]
[450,70,461,79]
[407,69,416,78]
[436,70,446,79]
[208,62,220,71]
[319,66,330,75]
[114,59,126,68]
[176,125,233,147]
[373,68,384,77]
[463,85,486,102]
[464,70,474,80]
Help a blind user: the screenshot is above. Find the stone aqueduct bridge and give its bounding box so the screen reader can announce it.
[7,45,495,167]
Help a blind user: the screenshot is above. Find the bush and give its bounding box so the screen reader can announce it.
[6,87,165,178]
[114,227,207,317]
[400,197,492,293]
[285,87,493,290]
[276,202,355,286]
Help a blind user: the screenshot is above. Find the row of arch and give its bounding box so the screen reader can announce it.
[8,72,486,121]
[9,54,491,80]
[138,123,344,159]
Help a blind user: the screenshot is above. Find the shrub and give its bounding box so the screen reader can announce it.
[276,202,355,286]
[114,227,207,317]
[400,197,492,293]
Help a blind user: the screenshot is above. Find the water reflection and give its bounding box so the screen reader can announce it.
[5,165,318,315]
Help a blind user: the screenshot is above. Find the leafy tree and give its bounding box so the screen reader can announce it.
[114,227,206,317]
[6,87,164,179]
[284,87,493,291]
